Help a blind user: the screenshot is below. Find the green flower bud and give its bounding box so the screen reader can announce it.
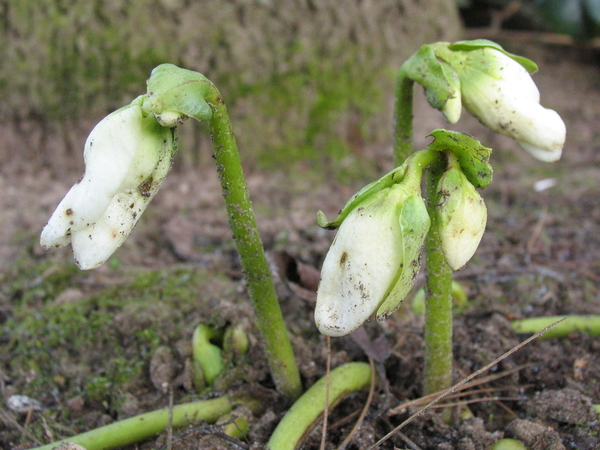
[143,63,213,124]
[315,181,430,337]
[435,156,487,270]
[192,324,225,387]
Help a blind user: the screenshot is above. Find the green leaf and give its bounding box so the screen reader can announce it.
[316,164,407,229]
[448,39,538,74]
[376,194,430,319]
[144,64,213,123]
[400,44,460,110]
[427,129,493,188]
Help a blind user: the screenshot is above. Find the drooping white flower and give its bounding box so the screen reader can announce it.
[315,183,430,337]
[438,44,566,162]
[40,102,176,269]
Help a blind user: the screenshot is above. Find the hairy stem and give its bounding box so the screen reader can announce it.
[204,85,302,400]
[394,66,454,398]
[423,164,453,397]
[394,68,414,165]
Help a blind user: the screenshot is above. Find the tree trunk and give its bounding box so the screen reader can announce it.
[0,0,462,169]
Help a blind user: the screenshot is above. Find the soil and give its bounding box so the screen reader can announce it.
[2,40,600,449]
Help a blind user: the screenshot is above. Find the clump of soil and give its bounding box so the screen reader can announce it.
[1,41,600,449]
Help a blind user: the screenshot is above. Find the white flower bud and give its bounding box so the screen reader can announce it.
[454,47,565,162]
[315,183,429,337]
[40,104,175,269]
[435,163,487,270]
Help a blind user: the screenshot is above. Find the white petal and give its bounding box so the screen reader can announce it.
[71,131,174,269]
[315,191,403,336]
[515,107,565,162]
[117,114,168,191]
[459,49,565,161]
[40,185,79,249]
[518,141,562,162]
[79,105,146,220]
[71,193,138,269]
[40,105,144,250]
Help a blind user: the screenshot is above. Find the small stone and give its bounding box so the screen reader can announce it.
[53,374,67,387]
[506,418,565,450]
[66,396,85,411]
[181,358,196,393]
[5,395,43,414]
[54,288,85,305]
[573,358,588,381]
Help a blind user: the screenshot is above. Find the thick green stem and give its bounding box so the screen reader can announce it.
[394,68,414,165]
[423,165,453,396]
[393,65,454,397]
[204,86,302,400]
[266,362,372,450]
[29,397,233,450]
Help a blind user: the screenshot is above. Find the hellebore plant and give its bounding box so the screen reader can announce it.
[315,39,565,398]
[41,64,302,401]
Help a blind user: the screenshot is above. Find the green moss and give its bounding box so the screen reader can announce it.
[236,48,385,169]
[1,262,233,438]
[1,264,77,317]
[0,1,416,171]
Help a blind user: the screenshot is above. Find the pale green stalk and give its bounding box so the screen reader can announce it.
[511,315,600,339]
[266,362,372,450]
[203,84,302,400]
[192,324,225,387]
[491,439,527,450]
[29,397,233,450]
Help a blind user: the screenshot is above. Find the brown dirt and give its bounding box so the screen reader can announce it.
[2,40,600,449]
